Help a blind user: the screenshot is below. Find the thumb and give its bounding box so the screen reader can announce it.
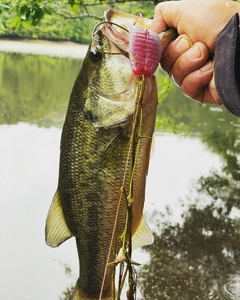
[151,1,183,33]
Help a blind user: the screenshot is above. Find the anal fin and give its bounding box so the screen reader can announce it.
[45,190,73,247]
[132,216,154,249]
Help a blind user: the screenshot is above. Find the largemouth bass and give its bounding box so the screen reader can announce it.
[45,9,176,300]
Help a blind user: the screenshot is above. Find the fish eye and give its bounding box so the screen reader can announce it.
[90,50,102,63]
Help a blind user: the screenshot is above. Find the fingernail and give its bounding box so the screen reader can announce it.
[175,37,191,53]
[187,45,201,59]
[200,61,212,72]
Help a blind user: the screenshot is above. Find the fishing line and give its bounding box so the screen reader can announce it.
[92,21,129,36]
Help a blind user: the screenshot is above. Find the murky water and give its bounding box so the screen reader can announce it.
[1,51,240,299]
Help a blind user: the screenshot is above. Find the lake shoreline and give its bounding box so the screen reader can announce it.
[0,38,89,59]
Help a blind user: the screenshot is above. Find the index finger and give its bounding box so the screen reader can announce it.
[151,1,182,33]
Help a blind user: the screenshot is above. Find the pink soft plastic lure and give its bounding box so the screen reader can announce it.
[129,25,161,77]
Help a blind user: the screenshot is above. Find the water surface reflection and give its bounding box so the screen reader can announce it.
[140,129,240,299]
[1,51,240,299]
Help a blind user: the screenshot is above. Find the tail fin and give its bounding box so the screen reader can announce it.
[72,285,81,300]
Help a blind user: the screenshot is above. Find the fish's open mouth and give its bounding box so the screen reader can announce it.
[91,9,153,57]
[92,21,130,56]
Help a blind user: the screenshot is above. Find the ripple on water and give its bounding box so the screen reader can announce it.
[219,274,240,299]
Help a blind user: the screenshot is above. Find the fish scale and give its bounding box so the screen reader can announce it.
[59,101,129,297]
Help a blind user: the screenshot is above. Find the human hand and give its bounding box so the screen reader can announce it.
[161,34,220,104]
[152,0,240,105]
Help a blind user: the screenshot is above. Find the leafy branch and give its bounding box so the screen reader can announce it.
[0,0,161,33]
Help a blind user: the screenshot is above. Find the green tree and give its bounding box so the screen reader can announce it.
[0,0,159,41]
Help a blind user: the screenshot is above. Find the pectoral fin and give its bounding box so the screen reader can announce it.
[132,216,154,249]
[45,191,73,247]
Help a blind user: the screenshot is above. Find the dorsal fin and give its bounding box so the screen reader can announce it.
[45,191,73,247]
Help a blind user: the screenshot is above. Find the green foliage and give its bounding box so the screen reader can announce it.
[155,117,189,135]
[0,0,157,42]
[60,286,74,300]
[157,74,174,105]
[155,74,189,134]
[2,1,55,32]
